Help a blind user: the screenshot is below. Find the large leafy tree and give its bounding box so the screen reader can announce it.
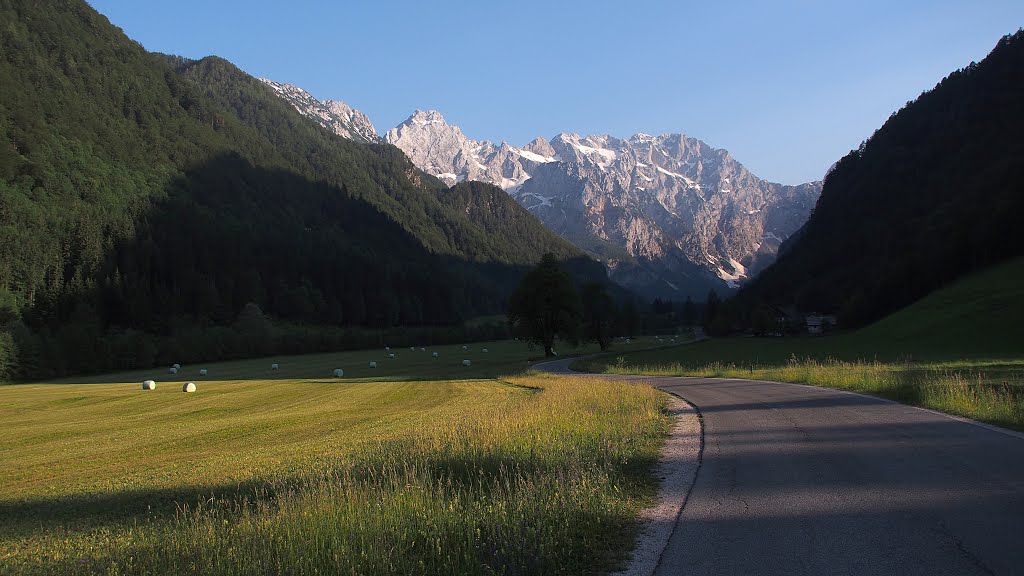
[508,254,582,358]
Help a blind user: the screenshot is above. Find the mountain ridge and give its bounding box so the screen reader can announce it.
[259,80,821,299]
[383,111,822,299]
[258,79,381,144]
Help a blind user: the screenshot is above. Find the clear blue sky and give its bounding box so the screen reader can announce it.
[88,0,1022,185]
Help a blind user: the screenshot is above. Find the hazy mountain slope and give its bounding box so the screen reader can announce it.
[734,30,1024,327]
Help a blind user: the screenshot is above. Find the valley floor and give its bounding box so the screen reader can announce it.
[0,341,668,575]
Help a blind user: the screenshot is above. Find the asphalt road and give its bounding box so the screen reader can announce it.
[652,376,1024,576]
[541,361,1024,575]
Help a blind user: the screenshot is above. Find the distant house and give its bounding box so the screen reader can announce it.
[769,305,801,335]
[805,314,838,335]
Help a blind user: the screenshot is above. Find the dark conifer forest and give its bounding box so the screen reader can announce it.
[726,30,1024,331]
[0,0,605,379]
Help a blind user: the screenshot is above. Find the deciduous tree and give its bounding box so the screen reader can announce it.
[508,254,582,357]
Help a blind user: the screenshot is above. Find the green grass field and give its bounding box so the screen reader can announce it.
[1,339,669,575]
[576,258,1024,430]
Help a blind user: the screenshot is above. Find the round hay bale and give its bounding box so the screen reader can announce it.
[410,347,415,351]
[388,353,395,359]
[169,366,178,374]
[199,368,208,376]
[369,361,377,369]
[482,348,489,353]
[271,363,279,370]
[462,359,471,367]
[182,382,196,393]
[141,380,156,390]
[420,347,425,352]
[333,368,344,377]
[462,345,468,350]
[432,352,439,358]
[172,363,181,370]
[385,346,390,351]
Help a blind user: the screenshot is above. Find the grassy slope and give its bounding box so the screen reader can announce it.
[1,340,666,575]
[576,258,1024,429]
[851,256,1024,358]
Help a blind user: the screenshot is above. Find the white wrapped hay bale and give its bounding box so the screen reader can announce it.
[385,346,390,351]
[172,363,181,370]
[369,361,377,369]
[420,347,425,352]
[182,382,196,393]
[410,347,415,351]
[432,352,439,358]
[462,359,471,367]
[388,353,395,359]
[482,348,489,353]
[141,380,156,390]
[462,345,468,350]
[169,366,178,375]
[333,368,344,377]
[271,363,279,370]
[199,368,208,376]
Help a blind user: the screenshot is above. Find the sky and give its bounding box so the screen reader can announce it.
[88,0,1022,185]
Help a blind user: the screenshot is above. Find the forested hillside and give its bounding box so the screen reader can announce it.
[0,0,601,379]
[729,30,1024,328]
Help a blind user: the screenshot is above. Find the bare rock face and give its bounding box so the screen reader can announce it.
[259,76,822,298]
[386,113,822,299]
[258,79,380,144]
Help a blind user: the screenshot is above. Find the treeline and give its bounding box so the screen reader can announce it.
[508,254,714,358]
[0,0,603,380]
[0,302,511,380]
[727,30,1024,330]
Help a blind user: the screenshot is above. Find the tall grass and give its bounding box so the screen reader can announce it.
[582,354,1024,431]
[2,374,669,575]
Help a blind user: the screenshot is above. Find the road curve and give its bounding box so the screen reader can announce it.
[539,360,1024,576]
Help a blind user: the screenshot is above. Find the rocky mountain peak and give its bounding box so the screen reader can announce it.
[407,109,448,126]
[524,136,557,157]
[384,110,475,185]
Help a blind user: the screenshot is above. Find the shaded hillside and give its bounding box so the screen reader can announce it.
[733,30,1024,327]
[850,256,1024,359]
[0,0,597,379]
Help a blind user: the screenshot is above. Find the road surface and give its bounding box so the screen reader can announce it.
[541,360,1024,575]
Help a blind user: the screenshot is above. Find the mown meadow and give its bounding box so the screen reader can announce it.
[1,340,669,575]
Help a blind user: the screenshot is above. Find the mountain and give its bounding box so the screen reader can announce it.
[0,0,602,379]
[730,30,1024,328]
[383,111,822,299]
[258,79,381,144]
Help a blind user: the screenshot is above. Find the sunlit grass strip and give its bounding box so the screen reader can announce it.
[4,374,670,575]
[580,355,1024,431]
